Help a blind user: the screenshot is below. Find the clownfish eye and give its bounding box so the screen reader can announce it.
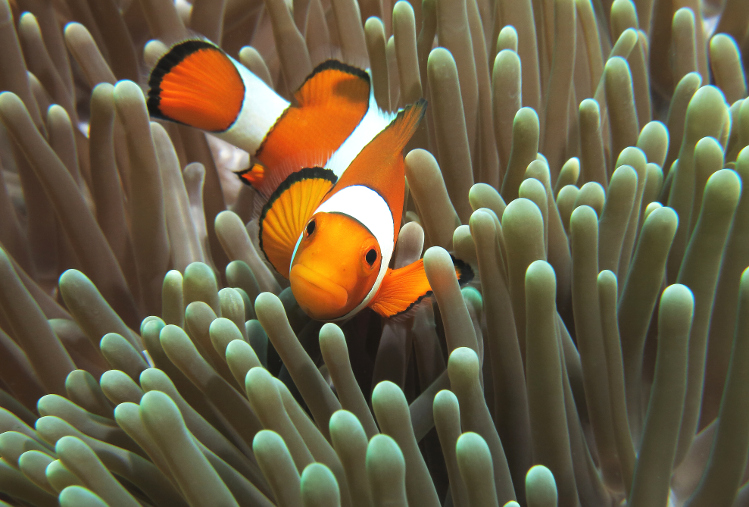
[365,249,377,266]
[306,219,316,236]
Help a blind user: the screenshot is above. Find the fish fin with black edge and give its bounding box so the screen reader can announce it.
[258,167,337,278]
[328,99,427,233]
[368,254,473,319]
[452,255,474,286]
[294,60,370,110]
[236,163,265,188]
[147,40,245,132]
[254,60,372,187]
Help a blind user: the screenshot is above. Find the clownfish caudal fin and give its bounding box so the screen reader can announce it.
[368,254,473,319]
[147,40,289,155]
[147,40,245,132]
[258,167,338,278]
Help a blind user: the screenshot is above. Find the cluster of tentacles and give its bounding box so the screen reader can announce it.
[0,0,748,506]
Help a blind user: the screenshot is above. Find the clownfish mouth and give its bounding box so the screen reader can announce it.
[289,264,349,318]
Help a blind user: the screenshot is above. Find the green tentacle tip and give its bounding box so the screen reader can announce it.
[58,486,108,507]
[329,409,366,442]
[462,286,483,312]
[456,432,491,467]
[526,465,557,506]
[433,388,459,412]
[514,107,540,132]
[366,434,405,478]
[495,48,521,71]
[372,380,405,404]
[252,428,287,455]
[140,316,165,337]
[503,197,543,229]
[702,169,742,211]
[58,269,89,291]
[447,347,480,384]
[139,389,182,429]
[604,56,633,81]
[427,47,457,75]
[455,432,498,503]
[183,262,219,307]
[685,86,729,136]
[660,284,695,325]
[301,463,340,507]
[526,260,556,293]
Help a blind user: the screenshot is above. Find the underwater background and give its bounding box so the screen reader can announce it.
[0,0,748,505]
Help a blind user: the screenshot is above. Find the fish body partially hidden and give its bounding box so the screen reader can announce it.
[147,40,471,320]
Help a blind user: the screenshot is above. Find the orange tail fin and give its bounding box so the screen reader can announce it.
[147,40,245,132]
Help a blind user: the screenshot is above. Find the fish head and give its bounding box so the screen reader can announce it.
[289,212,382,320]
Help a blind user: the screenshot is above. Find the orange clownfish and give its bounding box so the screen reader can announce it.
[147,40,472,321]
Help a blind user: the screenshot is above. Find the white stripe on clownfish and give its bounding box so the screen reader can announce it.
[222,60,394,188]
[289,184,394,320]
[324,74,397,178]
[225,61,392,182]
[219,60,290,155]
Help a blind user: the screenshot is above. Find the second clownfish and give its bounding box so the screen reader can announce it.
[147,40,472,321]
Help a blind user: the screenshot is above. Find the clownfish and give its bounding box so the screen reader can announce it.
[147,40,472,321]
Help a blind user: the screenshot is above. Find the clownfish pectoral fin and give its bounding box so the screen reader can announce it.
[236,163,265,188]
[147,40,289,155]
[258,167,337,278]
[368,255,474,319]
[369,261,432,318]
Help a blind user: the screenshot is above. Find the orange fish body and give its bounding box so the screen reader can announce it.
[148,40,471,320]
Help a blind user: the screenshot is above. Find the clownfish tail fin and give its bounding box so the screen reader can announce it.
[147,40,245,132]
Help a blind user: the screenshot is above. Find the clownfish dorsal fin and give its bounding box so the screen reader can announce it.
[378,98,428,153]
[369,254,473,319]
[147,40,246,132]
[294,60,370,109]
[327,99,427,237]
[253,61,371,196]
[331,99,427,192]
[258,167,337,278]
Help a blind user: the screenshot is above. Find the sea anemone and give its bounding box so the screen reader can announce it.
[0,0,747,505]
